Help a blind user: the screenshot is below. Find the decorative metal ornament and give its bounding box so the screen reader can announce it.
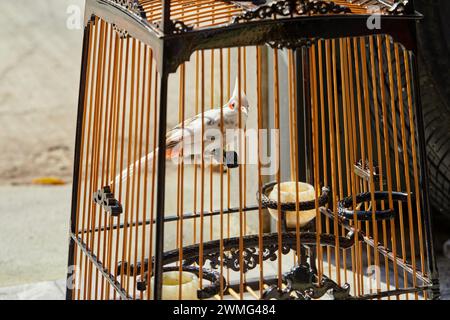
[232,0,352,24]
[115,234,318,275]
[303,0,352,14]
[170,20,195,34]
[337,191,409,221]
[111,0,147,19]
[112,24,129,39]
[152,20,194,34]
[267,38,319,49]
[354,159,380,182]
[262,264,351,300]
[388,0,409,15]
[93,186,123,216]
[195,244,292,273]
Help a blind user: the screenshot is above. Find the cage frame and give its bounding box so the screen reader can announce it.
[66,0,440,300]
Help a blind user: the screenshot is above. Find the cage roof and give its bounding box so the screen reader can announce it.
[125,0,412,32]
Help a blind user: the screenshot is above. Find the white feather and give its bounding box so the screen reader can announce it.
[111,77,249,187]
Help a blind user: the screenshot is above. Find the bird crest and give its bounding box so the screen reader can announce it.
[229,77,249,110]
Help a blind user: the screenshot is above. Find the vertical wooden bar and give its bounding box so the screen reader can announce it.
[332,39,347,284]
[243,47,248,236]
[380,35,400,297]
[210,49,215,241]
[360,36,381,294]
[288,49,301,265]
[146,67,159,300]
[238,47,245,299]
[272,47,283,291]
[317,40,331,278]
[350,38,365,295]
[178,63,186,300]
[310,43,323,281]
[78,18,99,299]
[199,50,205,291]
[226,48,231,284]
[369,36,388,296]
[388,39,409,296]
[140,47,153,300]
[324,39,340,286]
[297,46,313,184]
[121,38,137,296]
[126,39,141,295]
[340,38,357,294]
[395,43,417,299]
[86,19,107,299]
[219,48,225,300]
[376,35,396,300]
[256,46,265,297]
[132,42,147,299]
[357,39,368,295]
[99,24,115,299]
[404,50,428,296]
[112,35,127,301]
[193,51,199,245]
[116,35,130,292]
[104,30,120,300]
[78,18,98,299]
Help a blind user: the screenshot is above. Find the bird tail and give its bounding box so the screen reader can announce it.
[111,149,156,188]
[111,146,180,188]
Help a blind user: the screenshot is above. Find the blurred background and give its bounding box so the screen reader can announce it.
[0,0,448,299]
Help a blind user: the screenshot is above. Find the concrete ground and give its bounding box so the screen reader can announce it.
[0,186,71,288]
[0,0,83,293]
[0,0,84,185]
[0,280,65,300]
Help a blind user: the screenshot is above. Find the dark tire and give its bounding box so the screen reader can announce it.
[416,0,450,216]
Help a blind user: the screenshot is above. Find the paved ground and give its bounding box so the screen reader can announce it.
[0,280,65,300]
[0,186,71,288]
[0,0,82,290]
[0,0,84,185]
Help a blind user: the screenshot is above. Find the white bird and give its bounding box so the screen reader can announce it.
[112,78,250,186]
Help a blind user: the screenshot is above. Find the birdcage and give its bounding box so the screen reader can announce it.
[66,0,440,300]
